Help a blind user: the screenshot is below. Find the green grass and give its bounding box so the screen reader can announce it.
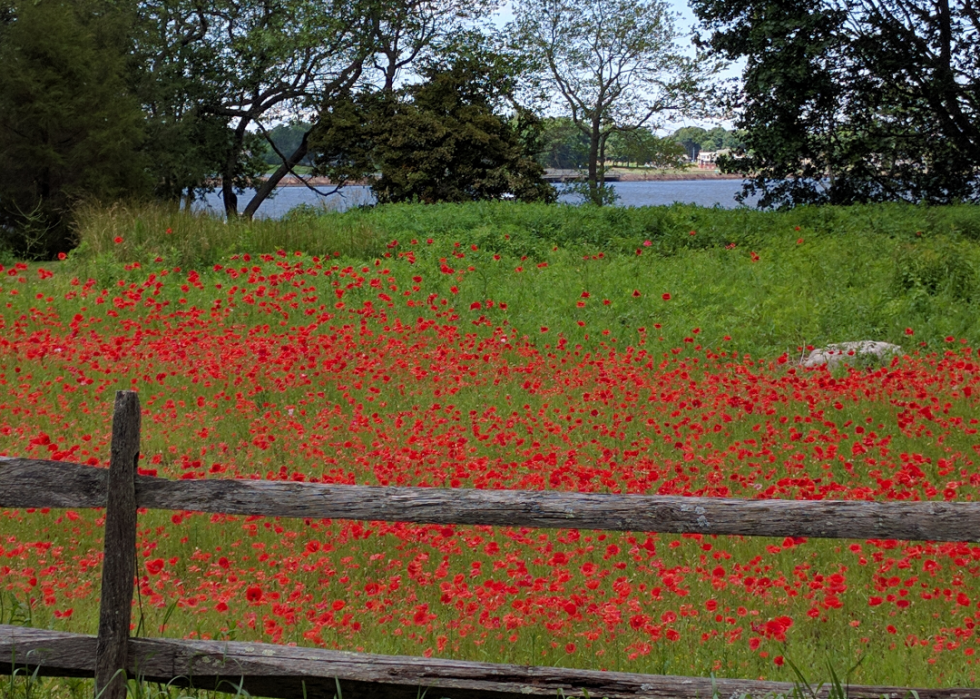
[66,200,980,358]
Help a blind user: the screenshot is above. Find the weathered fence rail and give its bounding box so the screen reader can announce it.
[5,457,980,543]
[4,626,980,699]
[1,391,978,699]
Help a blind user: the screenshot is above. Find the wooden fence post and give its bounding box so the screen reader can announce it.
[94,391,141,699]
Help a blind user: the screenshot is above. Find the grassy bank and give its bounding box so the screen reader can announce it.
[67,200,980,358]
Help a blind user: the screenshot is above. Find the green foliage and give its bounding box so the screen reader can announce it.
[132,0,372,218]
[691,0,980,207]
[536,117,590,169]
[74,200,980,270]
[892,235,977,301]
[787,656,864,699]
[0,0,149,259]
[563,180,622,207]
[258,122,315,167]
[311,41,555,204]
[66,200,980,358]
[70,201,388,270]
[607,128,688,168]
[139,111,236,205]
[130,1,238,205]
[670,126,743,160]
[701,126,742,152]
[672,126,708,160]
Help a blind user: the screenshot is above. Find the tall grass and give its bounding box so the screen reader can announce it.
[70,202,389,270]
[74,201,980,270]
[67,200,980,358]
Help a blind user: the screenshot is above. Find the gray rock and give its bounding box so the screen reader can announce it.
[802,341,904,369]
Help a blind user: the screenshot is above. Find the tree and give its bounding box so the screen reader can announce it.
[607,128,688,168]
[258,122,315,167]
[700,126,741,152]
[670,126,708,161]
[536,118,590,169]
[133,0,375,219]
[669,125,742,160]
[366,0,495,93]
[310,42,555,204]
[513,0,720,205]
[131,1,247,209]
[0,0,148,258]
[691,0,980,207]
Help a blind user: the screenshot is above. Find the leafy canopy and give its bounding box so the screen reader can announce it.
[310,40,555,205]
[0,0,148,258]
[692,0,980,207]
[133,0,375,218]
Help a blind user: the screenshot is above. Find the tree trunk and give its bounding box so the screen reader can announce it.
[587,117,601,205]
[222,121,250,218]
[221,175,238,218]
[221,170,238,218]
[383,53,398,93]
[242,132,311,220]
[933,0,979,147]
[598,136,607,186]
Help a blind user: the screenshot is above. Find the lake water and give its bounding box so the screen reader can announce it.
[197,178,758,218]
[597,180,758,208]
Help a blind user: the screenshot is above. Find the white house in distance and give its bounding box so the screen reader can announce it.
[696,149,730,169]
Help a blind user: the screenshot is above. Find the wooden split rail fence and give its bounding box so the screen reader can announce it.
[2,391,980,699]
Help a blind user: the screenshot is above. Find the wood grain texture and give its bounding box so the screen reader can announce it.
[3,458,980,542]
[95,391,141,699]
[135,478,980,542]
[0,458,107,509]
[2,625,978,699]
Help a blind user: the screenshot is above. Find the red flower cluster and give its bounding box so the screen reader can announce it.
[0,250,978,683]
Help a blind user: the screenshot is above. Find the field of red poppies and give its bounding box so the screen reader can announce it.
[2,210,980,689]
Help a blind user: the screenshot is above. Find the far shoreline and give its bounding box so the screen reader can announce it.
[612,170,744,181]
[264,169,745,187]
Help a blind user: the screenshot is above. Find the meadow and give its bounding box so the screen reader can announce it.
[2,201,980,695]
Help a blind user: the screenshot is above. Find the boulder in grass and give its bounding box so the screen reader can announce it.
[802,341,903,370]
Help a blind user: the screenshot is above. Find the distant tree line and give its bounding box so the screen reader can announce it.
[0,0,976,258]
[535,121,742,169]
[258,124,315,169]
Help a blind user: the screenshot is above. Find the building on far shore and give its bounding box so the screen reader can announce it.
[696,149,730,169]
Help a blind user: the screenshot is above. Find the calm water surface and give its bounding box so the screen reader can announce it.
[198,179,758,218]
[605,180,758,208]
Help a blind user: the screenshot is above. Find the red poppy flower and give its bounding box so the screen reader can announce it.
[145,558,164,575]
